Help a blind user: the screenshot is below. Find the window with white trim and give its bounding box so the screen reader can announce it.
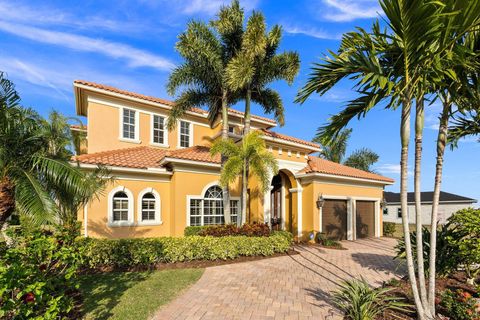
[179,121,191,148]
[122,108,136,139]
[141,193,156,221]
[112,191,129,222]
[152,115,166,145]
[189,185,240,226]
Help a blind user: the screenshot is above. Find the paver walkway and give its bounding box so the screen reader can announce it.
[152,237,404,320]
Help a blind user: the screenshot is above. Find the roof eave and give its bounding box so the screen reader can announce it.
[295,172,394,185]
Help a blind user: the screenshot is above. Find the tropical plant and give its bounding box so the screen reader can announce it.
[210,131,278,225]
[166,0,244,222]
[449,109,480,148]
[395,225,458,277]
[0,72,109,235]
[225,11,300,134]
[296,1,480,317]
[314,128,379,172]
[332,278,411,320]
[440,289,480,320]
[382,222,396,237]
[40,111,74,160]
[0,227,83,319]
[445,208,480,282]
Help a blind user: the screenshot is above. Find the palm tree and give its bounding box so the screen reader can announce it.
[0,72,107,234]
[226,12,300,134]
[343,148,379,172]
[210,131,278,225]
[314,128,379,172]
[166,0,244,222]
[449,110,480,146]
[294,1,480,317]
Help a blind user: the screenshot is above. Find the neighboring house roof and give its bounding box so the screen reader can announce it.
[298,156,395,183]
[384,191,477,204]
[73,146,394,184]
[261,129,320,149]
[70,124,87,131]
[73,80,277,126]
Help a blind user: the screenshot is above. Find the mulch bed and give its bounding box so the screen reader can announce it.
[81,248,299,274]
[377,272,479,319]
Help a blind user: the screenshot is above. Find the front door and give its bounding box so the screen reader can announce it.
[270,175,282,230]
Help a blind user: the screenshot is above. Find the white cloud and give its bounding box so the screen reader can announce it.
[138,0,259,16]
[283,24,340,40]
[320,0,381,22]
[0,1,147,33]
[0,21,175,72]
[376,163,413,176]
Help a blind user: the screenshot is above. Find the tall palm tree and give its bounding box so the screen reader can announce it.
[226,13,300,134]
[0,72,101,231]
[210,131,278,225]
[449,110,480,146]
[167,1,244,222]
[294,0,480,317]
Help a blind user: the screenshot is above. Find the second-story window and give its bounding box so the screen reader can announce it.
[122,108,136,140]
[152,115,165,145]
[179,121,191,148]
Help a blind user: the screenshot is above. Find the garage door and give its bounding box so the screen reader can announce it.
[356,201,375,238]
[322,200,348,240]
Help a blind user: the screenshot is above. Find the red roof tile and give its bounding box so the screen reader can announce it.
[73,146,167,169]
[74,80,276,125]
[299,156,394,183]
[261,129,320,149]
[164,146,220,164]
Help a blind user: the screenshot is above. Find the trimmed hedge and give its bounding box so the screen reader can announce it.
[184,226,207,236]
[80,231,293,269]
[184,223,271,237]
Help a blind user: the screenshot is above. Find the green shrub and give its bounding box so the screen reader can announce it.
[332,278,411,320]
[0,228,82,319]
[184,223,272,237]
[80,232,293,269]
[383,222,396,237]
[440,289,480,320]
[315,232,343,248]
[395,225,457,277]
[184,226,208,236]
[445,207,480,280]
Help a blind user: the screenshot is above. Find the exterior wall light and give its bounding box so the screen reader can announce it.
[316,194,325,209]
[380,197,388,208]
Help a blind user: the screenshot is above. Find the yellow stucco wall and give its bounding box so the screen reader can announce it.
[87,99,218,153]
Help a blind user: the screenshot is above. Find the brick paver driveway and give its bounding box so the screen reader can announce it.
[152,237,404,320]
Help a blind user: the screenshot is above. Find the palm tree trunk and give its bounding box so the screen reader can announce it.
[400,98,426,319]
[0,176,15,229]
[221,91,231,224]
[427,99,450,313]
[414,97,429,311]
[240,87,252,225]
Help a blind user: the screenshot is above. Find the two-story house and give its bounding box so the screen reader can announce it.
[73,80,394,241]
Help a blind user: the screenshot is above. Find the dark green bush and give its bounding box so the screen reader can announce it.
[0,228,82,319]
[80,231,293,269]
[185,223,271,237]
[315,232,343,248]
[383,222,396,237]
[395,225,457,277]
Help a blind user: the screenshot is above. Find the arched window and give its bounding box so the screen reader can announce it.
[108,186,134,226]
[188,184,239,226]
[137,188,162,225]
[112,191,129,221]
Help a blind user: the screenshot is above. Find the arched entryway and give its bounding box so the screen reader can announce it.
[269,170,296,232]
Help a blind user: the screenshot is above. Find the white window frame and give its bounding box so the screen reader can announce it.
[107,186,134,227]
[177,120,193,148]
[150,114,169,147]
[137,188,162,226]
[119,107,140,143]
[186,182,240,226]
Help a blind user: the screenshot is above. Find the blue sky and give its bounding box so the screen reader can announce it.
[1,0,478,204]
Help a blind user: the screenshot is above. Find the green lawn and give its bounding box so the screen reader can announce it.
[79,268,204,320]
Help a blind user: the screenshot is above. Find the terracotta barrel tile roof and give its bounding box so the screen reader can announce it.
[300,156,394,183]
[73,146,167,169]
[261,129,320,149]
[164,146,220,164]
[74,80,276,125]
